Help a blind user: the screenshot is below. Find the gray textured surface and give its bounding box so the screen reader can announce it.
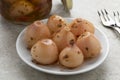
[0,0,120,80]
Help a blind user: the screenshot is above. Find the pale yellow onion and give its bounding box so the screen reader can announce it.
[69,18,95,38]
[53,26,76,52]
[59,43,84,68]
[76,32,101,59]
[31,39,59,65]
[47,15,67,34]
[24,21,51,49]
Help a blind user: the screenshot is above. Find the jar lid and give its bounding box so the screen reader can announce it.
[61,0,73,12]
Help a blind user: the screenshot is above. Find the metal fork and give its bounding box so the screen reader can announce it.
[98,9,120,35]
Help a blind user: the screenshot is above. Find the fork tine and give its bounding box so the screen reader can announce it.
[114,11,120,27]
[97,11,101,16]
[104,9,110,20]
[117,11,120,22]
[104,9,108,14]
[113,11,117,22]
[117,11,119,16]
[113,11,115,16]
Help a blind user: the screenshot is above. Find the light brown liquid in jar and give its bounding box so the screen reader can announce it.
[0,0,52,24]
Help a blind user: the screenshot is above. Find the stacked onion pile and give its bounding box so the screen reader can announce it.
[24,15,101,68]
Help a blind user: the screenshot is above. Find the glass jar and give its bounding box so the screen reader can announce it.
[0,0,52,24]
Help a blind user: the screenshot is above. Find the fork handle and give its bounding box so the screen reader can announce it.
[113,27,120,36]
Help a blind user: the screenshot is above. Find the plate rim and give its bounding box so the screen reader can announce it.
[16,18,109,75]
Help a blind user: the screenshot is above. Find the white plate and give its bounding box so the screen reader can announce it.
[16,18,109,75]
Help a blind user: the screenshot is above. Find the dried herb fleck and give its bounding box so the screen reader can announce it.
[76,35,80,38]
[57,24,62,27]
[69,39,74,46]
[63,55,69,59]
[85,47,89,51]
[78,51,80,54]
[59,19,62,22]
[30,37,33,40]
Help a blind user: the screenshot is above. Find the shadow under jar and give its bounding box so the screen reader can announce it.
[0,0,52,24]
